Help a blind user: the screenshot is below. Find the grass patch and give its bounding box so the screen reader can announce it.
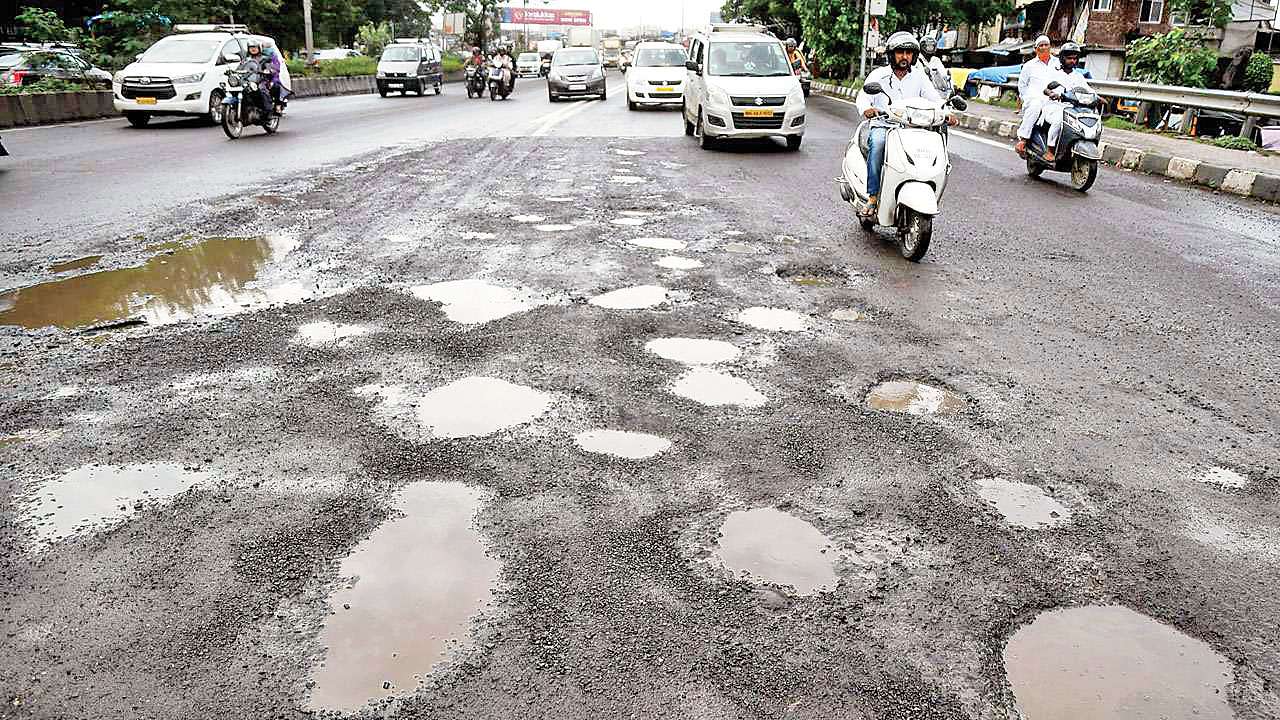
[442,55,463,73]
[1204,135,1261,152]
[817,77,862,91]
[1103,116,1143,131]
[286,56,378,77]
[973,94,1019,110]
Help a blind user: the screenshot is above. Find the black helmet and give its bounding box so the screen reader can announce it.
[1059,41,1082,57]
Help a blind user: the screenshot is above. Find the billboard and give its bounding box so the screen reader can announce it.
[500,7,592,26]
[442,12,466,34]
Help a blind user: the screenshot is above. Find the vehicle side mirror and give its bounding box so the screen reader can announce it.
[950,96,967,111]
[135,53,143,61]
[223,52,241,64]
[685,60,702,74]
[862,81,883,95]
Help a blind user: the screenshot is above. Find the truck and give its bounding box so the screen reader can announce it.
[601,36,622,68]
[567,27,593,48]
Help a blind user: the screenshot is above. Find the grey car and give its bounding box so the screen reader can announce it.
[547,47,606,102]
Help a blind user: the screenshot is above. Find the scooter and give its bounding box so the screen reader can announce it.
[488,67,512,101]
[837,82,966,262]
[1025,80,1102,192]
[465,65,487,99]
[220,69,280,139]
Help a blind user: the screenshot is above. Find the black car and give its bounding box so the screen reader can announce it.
[547,47,606,102]
[1,50,112,87]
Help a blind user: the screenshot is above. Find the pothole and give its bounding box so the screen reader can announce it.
[1004,605,1234,720]
[589,285,668,310]
[307,481,499,712]
[655,256,704,270]
[975,478,1071,529]
[645,338,740,365]
[510,214,545,223]
[722,242,759,254]
[458,231,498,240]
[534,224,576,232]
[20,463,211,544]
[357,377,552,439]
[573,429,672,460]
[610,218,646,227]
[49,255,103,273]
[776,265,847,287]
[1199,466,1248,488]
[0,235,300,331]
[671,368,766,407]
[830,308,868,322]
[626,237,686,251]
[294,321,375,347]
[613,149,645,156]
[713,508,837,595]
[865,380,964,415]
[609,175,647,185]
[410,279,543,325]
[735,307,810,332]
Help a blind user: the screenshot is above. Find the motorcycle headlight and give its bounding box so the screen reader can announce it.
[1074,91,1096,106]
[172,73,204,84]
[708,86,731,107]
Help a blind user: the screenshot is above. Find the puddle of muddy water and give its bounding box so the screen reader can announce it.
[865,380,964,415]
[645,338,740,365]
[655,256,703,270]
[411,279,540,325]
[589,285,668,310]
[714,508,837,595]
[574,429,671,460]
[21,463,210,544]
[294,321,375,347]
[736,307,809,332]
[415,376,551,438]
[627,237,686,251]
[975,478,1071,529]
[1004,605,1235,720]
[671,368,766,407]
[49,255,104,273]
[1200,466,1248,488]
[0,236,298,331]
[308,481,499,712]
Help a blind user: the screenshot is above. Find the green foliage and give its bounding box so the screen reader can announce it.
[286,56,376,76]
[1207,135,1260,151]
[16,6,77,42]
[975,93,1019,110]
[356,21,393,59]
[0,78,94,95]
[720,0,802,38]
[1242,51,1274,94]
[795,0,862,78]
[1125,29,1218,88]
[1103,116,1142,131]
[1167,0,1232,29]
[441,54,464,73]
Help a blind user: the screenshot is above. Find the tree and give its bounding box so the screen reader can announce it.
[720,0,802,38]
[16,6,78,42]
[1167,0,1232,29]
[1126,29,1218,87]
[1241,51,1274,94]
[356,21,392,58]
[795,0,863,78]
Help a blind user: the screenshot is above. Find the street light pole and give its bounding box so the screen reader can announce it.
[524,0,529,50]
[302,0,315,63]
[858,0,869,79]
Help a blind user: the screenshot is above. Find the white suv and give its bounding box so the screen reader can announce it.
[113,25,272,128]
[682,24,806,151]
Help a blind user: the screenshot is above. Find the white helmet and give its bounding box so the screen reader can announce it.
[885,31,919,54]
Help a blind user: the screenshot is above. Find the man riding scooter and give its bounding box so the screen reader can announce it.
[1036,42,1091,163]
[859,32,956,218]
[1014,35,1059,158]
[492,46,515,96]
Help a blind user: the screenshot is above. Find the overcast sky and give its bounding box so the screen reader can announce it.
[509,0,727,31]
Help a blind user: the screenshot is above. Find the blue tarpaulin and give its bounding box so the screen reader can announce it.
[965,64,1020,87]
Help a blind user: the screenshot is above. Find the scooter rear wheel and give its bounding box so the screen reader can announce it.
[1026,156,1044,178]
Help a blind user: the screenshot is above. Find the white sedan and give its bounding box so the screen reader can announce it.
[625,42,688,111]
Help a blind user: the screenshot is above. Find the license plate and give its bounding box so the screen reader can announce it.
[387,83,402,88]
[569,84,586,91]
[136,97,157,105]
[743,108,774,117]
[655,87,674,93]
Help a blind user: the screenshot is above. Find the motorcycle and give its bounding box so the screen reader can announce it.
[0,134,8,157]
[488,66,512,101]
[465,65,487,99]
[221,69,280,139]
[1024,80,1102,192]
[837,82,966,262]
[539,57,551,77]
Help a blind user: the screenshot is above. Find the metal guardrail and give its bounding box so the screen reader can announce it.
[973,75,1280,120]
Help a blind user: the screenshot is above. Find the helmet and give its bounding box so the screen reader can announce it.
[472,46,481,54]
[885,31,920,53]
[785,38,797,49]
[246,40,261,52]
[921,36,937,53]
[1059,41,1082,57]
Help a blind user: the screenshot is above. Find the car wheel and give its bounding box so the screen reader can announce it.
[786,135,803,152]
[683,101,695,135]
[125,112,151,128]
[697,110,715,150]
[549,90,558,102]
[628,97,637,111]
[207,91,225,125]
[600,88,607,101]
[378,86,388,98]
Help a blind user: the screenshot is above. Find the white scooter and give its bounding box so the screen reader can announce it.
[837,82,966,262]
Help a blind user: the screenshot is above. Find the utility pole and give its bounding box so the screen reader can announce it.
[859,0,869,78]
[302,0,315,62]
[524,0,530,50]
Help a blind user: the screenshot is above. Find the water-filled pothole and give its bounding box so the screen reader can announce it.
[411,279,541,325]
[307,481,499,712]
[776,265,847,287]
[645,338,740,365]
[671,368,766,407]
[627,237,686,251]
[714,508,837,595]
[589,285,668,310]
[49,255,103,273]
[21,463,210,543]
[0,236,298,330]
[358,377,552,439]
[655,256,704,270]
[1200,466,1248,488]
[611,217,646,227]
[722,242,759,254]
[865,380,964,415]
[736,307,809,332]
[573,429,672,459]
[294,321,375,347]
[511,214,545,223]
[975,478,1071,528]
[1004,605,1235,720]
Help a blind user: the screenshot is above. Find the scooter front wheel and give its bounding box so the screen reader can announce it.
[1071,158,1098,192]
[898,208,932,262]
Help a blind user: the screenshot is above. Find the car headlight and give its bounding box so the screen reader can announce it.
[172,73,204,84]
[589,66,603,80]
[708,86,731,107]
[112,71,125,84]
[787,86,804,105]
[376,70,386,78]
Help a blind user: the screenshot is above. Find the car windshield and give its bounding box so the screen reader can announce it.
[0,52,22,68]
[554,49,597,66]
[707,41,791,77]
[634,47,687,67]
[140,37,221,63]
[381,46,419,61]
[518,53,538,62]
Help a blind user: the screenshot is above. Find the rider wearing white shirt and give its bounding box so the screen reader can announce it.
[918,36,953,96]
[1015,35,1061,156]
[1037,42,1091,161]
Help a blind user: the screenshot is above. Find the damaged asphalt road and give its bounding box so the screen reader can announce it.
[1,89,1279,719]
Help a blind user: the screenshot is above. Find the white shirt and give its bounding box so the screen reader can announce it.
[1018,55,1061,102]
[861,65,942,113]
[918,55,951,94]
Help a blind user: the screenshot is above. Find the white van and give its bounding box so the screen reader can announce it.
[375,41,443,97]
[112,24,271,128]
[682,24,806,151]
